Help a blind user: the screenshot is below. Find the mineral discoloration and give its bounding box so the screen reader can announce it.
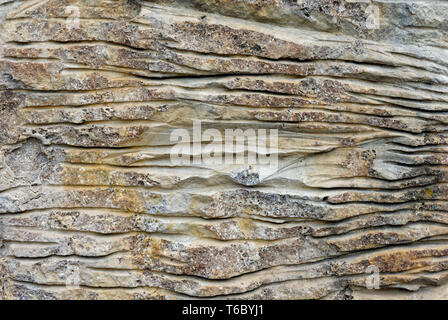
[1,0,448,299]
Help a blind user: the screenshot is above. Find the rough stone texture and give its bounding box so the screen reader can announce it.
[1,0,448,300]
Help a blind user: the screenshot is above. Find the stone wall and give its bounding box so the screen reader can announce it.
[1,0,448,299]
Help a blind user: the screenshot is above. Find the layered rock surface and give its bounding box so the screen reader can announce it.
[1,0,448,299]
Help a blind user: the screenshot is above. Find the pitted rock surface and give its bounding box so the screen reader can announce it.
[1,0,448,300]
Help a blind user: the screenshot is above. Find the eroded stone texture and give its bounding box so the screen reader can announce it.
[1,0,448,300]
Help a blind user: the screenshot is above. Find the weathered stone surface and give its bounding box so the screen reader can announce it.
[1,0,448,300]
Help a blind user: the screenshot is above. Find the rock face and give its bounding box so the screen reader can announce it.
[1,0,448,300]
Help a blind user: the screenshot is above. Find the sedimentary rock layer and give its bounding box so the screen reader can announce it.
[1,0,448,299]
